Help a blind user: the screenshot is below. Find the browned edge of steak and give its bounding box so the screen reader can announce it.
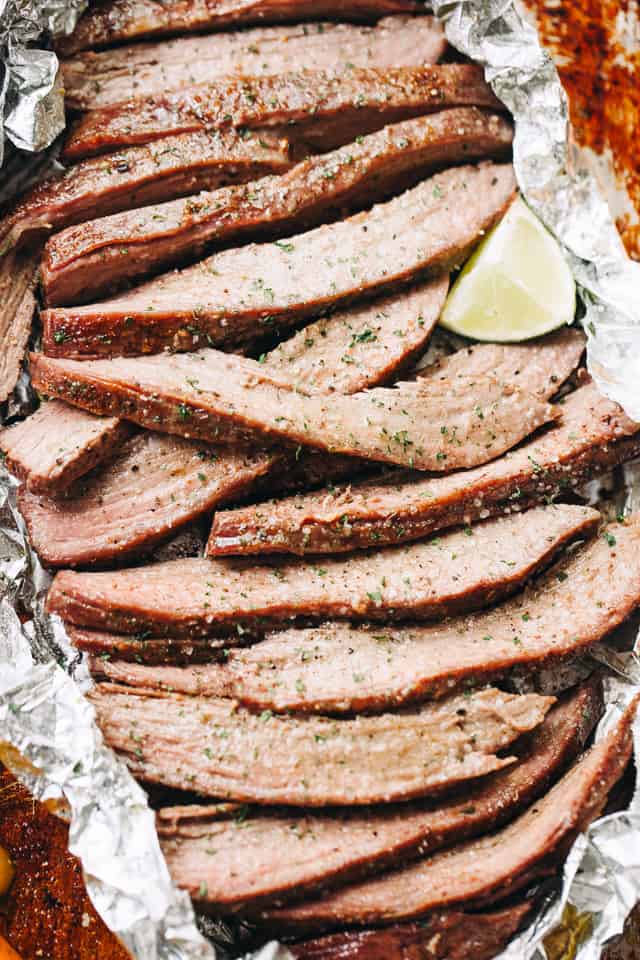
[44,505,600,639]
[0,130,292,257]
[263,692,637,929]
[61,65,501,162]
[56,0,423,57]
[208,379,640,556]
[1,400,133,495]
[146,680,601,910]
[42,110,512,306]
[39,163,515,359]
[287,902,532,960]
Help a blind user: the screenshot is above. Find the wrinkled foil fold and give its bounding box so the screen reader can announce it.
[0,0,87,166]
[0,1,640,959]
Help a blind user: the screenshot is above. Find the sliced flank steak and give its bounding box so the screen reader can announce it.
[91,515,638,712]
[62,16,446,111]
[41,163,515,358]
[56,0,422,56]
[19,435,275,566]
[265,696,636,929]
[0,130,291,255]
[23,281,446,566]
[210,379,640,555]
[90,685,555,806]
[287,903,532,960]
[61,64,501,161]
[67,625,229,665]
[0,246,39,403]
[47,505,598,638]
[43,110,512,305]
[27,350,557,472]
[0,401,132,495]
[150,682,600,909]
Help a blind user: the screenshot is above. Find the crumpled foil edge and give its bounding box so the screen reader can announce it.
[0,0,88,166]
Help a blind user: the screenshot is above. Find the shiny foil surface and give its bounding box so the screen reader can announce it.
[0,2,640,959]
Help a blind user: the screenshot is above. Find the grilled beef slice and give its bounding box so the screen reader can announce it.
[210,379,640,555]
[62,16,446,111]
[0,130,291,254]
[20,435,276,566]
[68,625,229,665]
[0,246,39,402]
[56,0,422,56]
[265,695,637,929]
[27,351,557,472]
[21,280,447,566]
[92,514,638,712]
[41,162,515,357]
[43,110,512,306]
[47,505,598,638]
[288,903,532,960]
[151,681,601,908]
[90,685,554,805]
[0,401,132,495]
[61,64,501,162]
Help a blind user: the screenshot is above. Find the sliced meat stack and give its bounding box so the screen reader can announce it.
[41,162,515,357]
[43,110,513,305]
[61,65,500,161]
[62,16,447,110]
[4,5,640,957]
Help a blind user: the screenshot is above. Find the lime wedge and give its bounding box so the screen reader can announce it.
[439,196,576,341]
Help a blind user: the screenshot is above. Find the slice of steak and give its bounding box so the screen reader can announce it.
[19,434,275,566]
[67,625,229,665]
[62,17,446,111]
[0,401,133,495]
[41,162,515,357]
[23,281,445,566]
[90,685,555,806]
[287,903,532,960]
[265,695,637,929]
[28,351,557,472]
[43,110,512,306]
[0,130,291,254]
[92,514,639,713]
[0,247,39,403]
[210,379,640,555]
[46,505,598,638]
[61,64,501,162]
[56,0,422,56]
[150,681,601,909]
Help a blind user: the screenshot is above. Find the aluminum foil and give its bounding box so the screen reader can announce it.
[0,0,87,166]
[0,1,640,959]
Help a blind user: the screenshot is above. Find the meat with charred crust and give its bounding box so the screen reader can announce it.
[153,681,601,909]
[210,379,640,555]
[47,505,599,638]
[62,16,446,111]
[41,163,515,358]
[287,903,532,960]
[61,65,501,161]
[56,0,423,56]
[0,130,291,255]
[264,695,637,929]
[43,110,512,306]
[0,401,132,495]
[27,348,558,472]
[20,281,447,566]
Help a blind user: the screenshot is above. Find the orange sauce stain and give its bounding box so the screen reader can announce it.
[526,0,640,259]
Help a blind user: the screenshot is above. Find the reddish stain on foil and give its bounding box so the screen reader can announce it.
[526,0,640,260]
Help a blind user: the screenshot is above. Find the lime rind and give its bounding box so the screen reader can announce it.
[439,196,576,342]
